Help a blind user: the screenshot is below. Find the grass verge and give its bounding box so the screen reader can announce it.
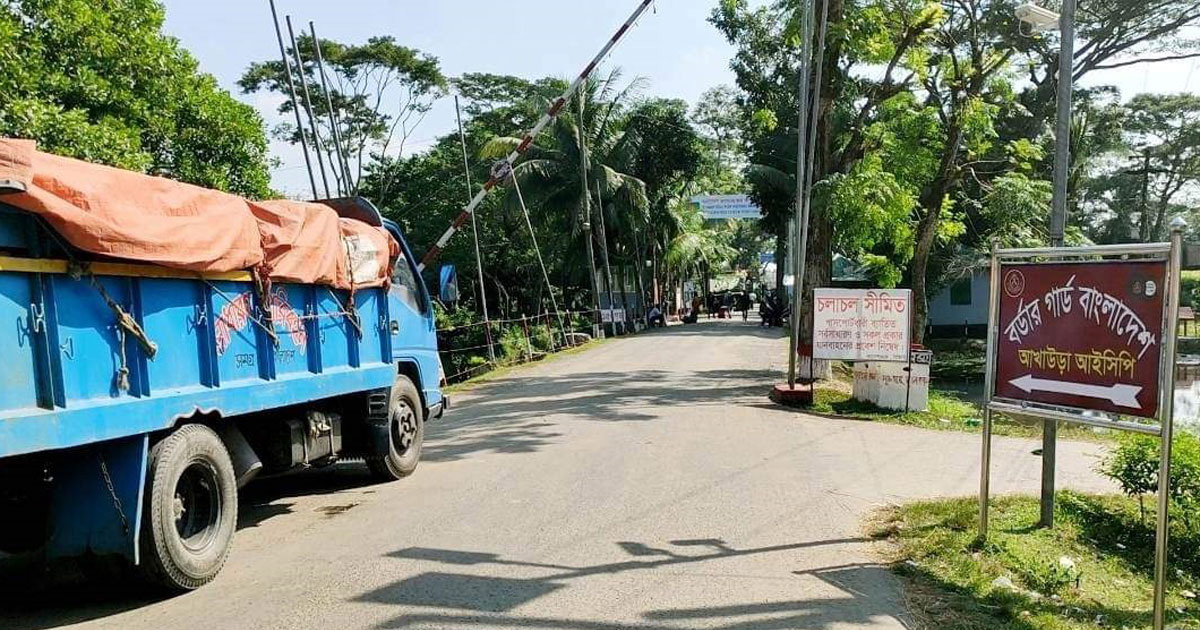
[811,383,1108,441]
[874,493,1200,629]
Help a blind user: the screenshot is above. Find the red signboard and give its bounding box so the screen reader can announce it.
[993,260,1168,418]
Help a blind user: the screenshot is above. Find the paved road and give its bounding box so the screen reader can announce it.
[2,320,1111,630]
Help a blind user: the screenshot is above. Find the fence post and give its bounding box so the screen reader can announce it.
[484,320,496,364]
[521,315,533,362]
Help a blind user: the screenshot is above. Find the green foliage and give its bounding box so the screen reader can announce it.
[982,173,1053,247]
[1100,432,1200,525]
[240,32,447,192]
[1181,271,1200,311]
[0,0,272,196]
[498,325,531,364]
[822,154,917,285]
[1102,434,1162,502]
[1011,554,1081,596]
[1080,93,1200,244]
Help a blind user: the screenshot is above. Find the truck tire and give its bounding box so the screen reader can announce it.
[366,375,424,481]
[139,424,237,592]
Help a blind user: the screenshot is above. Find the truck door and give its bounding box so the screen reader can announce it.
[384,222,441,406]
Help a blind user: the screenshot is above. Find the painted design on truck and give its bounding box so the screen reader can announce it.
[215,290,307,356]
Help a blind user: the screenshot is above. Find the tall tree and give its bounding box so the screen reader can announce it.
[692,85,743,170]
[0,0,272,197]
[1082,93,1200,243]
[240,34,447,194]
[713,0,940,330]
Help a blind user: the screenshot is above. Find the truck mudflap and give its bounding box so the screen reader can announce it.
[46,434,148,564]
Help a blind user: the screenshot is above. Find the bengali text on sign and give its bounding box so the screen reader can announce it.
[993,260,1167,417]
[812,289,912,362]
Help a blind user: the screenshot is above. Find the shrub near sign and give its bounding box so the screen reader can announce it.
[993,261,1168,418]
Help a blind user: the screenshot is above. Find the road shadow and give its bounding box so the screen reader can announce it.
[425,366,781,463]
[363,537,909,629]
[0,462,384,629]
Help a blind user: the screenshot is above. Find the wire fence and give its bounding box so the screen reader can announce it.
[438,309,625,384]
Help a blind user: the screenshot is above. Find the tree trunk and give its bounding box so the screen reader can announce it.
[616,261,631,326]
[703,262,712,317]
[774,234,785,297]
[911,125,964,345]
[632,233,649,319]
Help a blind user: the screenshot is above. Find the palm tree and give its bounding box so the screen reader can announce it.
[481,70,650,323]
[663,200,736,312]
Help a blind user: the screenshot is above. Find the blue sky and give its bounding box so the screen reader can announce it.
[159,1,1198,196]
[160,0,744,195]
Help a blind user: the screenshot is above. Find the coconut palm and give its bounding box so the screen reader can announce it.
[662,199,736,305]
[481,70,650,319]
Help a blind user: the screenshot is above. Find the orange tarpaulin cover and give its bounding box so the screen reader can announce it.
[0,139,395,290]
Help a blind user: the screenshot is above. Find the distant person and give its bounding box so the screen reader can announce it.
[738,292,751,321]
[647,304,666,328]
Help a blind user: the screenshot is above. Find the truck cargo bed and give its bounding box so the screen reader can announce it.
[0,246,394,459]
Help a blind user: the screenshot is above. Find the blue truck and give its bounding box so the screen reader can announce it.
[0,196,445,591]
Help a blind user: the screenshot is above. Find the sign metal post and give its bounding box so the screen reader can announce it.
[979,221,1185,630]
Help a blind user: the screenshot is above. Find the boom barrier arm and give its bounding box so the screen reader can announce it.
[418,0,656,272]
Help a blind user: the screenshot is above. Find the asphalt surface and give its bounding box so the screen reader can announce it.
[1,319,1112,630]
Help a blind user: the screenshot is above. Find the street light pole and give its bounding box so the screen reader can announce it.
[1040,0,1075,529]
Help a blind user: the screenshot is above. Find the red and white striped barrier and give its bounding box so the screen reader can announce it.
[418,0,657,271]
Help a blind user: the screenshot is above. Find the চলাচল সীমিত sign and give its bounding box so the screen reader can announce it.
[812,288,912,362]
[993,260,1168,418]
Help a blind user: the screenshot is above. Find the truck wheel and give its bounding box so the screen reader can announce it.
[366,375,424,481]
[139,424,237,592]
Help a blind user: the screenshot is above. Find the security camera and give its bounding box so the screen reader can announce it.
[1015,3,1061,31]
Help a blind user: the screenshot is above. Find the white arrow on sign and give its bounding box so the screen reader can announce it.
[1009,374,1143,409]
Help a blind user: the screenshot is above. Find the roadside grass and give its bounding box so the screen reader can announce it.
[811,382,1108,441]
[873,492,1200,629]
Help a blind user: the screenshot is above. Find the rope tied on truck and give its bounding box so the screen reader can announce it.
[68,261,159,391]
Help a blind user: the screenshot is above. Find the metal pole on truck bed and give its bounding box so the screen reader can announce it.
[418,0,658,272]
[269,0,318,200]
[287,16,331,199]
[310,21,355,196]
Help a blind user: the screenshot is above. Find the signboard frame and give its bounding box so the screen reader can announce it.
[978,231,1184,630]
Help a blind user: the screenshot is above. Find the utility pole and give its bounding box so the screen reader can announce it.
[787,0,817,389]
[1041,0,1076,529]
[455,96,495,362]
[1140,149,1152,242]
[579,94,603,339]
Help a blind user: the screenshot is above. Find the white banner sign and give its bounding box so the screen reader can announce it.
[600,309,627,323]
[812,289,912,362]
[691,194,762,221]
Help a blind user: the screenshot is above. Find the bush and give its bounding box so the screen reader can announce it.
[530,323,555,353]
[1010,554,1081,595]
[1100,432,1200,525]
[498,325,530,364]
[1182,270,1200,311]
